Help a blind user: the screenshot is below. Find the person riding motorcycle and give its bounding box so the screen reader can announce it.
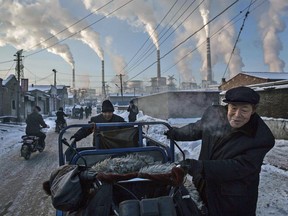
[55,107,68,132]
[25,106,49,150]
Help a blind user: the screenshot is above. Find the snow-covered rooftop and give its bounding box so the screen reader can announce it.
[243,72,288,80]
[2,74,16,85]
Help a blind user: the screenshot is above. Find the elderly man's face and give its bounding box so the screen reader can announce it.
[227,103,255,128]
[102,112,113,120]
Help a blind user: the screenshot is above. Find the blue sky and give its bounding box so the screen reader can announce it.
[0,0,287,93]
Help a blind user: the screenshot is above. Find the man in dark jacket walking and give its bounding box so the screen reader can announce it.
[127,100,139,122]
[26,106,49,149]
[166,86,275,216]
[71,100,125,146]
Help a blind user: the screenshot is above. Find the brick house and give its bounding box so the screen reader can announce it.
[219,72,288,90]
[0,75,19,117]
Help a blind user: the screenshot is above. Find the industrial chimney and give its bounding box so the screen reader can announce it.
[157,49,161,78]
[206,37,212,83]
[72,67,75,89]
[101,60,106,98]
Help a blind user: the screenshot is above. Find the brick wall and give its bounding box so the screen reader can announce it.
[257,88,288,118]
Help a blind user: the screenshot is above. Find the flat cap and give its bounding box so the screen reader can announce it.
[223,86,260,104]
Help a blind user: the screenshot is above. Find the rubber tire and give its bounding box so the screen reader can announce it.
[38,142,45,153]
[21,145,31,160]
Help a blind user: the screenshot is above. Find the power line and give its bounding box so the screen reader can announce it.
[127,0,239,81]
[125,0,202,77]
[26,1,114,52]
[0,59,15,64]
[162,0,266,77]
[222,0,253,78]
[118,0,180,75]
[25,0,135,58]
[162,0,239,60]
[162,0,254,75]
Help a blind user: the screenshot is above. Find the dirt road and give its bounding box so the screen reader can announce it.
[0,117,87,216]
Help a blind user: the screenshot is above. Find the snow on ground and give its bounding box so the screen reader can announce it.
[0,110,287,215]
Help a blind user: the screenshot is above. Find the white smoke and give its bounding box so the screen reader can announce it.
[0,0,104,68]
[199,1,211,37]
[0,0,74,67]
[257,0,288,72]
[82,0,159,49]
[105,36,129,92]
[175,47,196,83]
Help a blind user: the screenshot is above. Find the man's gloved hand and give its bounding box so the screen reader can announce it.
[179,159,203,179]
[79,168,97,182]
[164,128,175,139]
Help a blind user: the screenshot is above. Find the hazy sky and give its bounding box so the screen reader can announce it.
[0,0,287,92]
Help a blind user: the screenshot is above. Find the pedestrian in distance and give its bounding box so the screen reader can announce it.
[79,106,84,120]
[165,86,275,216]
[127,100,139,122]
[85,106,90,119]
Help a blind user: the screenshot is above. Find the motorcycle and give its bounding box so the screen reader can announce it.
[20,135,44,160]
[55,120,67,133]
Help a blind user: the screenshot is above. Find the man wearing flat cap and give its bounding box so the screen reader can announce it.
[165,86,275,216]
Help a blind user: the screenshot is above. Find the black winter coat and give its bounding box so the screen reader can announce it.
[56,110,67,123]
[127,104,139,122]
[73,114,125,143]
[25,111,48,134]
[171,105,275,216]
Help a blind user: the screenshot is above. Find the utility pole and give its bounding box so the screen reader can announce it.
[14,49,23,122]
[52,69,57,111]
[117,74,124,102]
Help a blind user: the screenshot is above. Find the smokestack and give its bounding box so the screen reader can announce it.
[101,60,106,98]
[206,37,212,83]
[157,49,161,78]
[72,67,75,89]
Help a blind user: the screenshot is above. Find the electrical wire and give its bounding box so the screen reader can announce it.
[127,0,239,81]
[124,0,199,76]
[118,0,180,75]
[222,0,253,79]
[125,0,202,77]
[162,0,262,75]
[26,0,114,52]
[25,0,135,58]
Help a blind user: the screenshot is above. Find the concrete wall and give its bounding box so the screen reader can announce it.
[137,91,220,119]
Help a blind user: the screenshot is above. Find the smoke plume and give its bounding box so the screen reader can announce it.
[83,0,159,49]
[105,36,129,92]
[257,0,288,72]
[0,0,104,68]
[199,1,211,37]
